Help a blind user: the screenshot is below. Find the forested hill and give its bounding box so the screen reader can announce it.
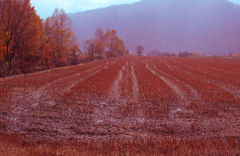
[69,0,240,55]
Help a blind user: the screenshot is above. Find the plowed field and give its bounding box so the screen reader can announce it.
[0,56,240,155]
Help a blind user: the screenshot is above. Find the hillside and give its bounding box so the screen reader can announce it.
[69,0,240,55]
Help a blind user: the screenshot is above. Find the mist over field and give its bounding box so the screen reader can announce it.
[69,0,240,55]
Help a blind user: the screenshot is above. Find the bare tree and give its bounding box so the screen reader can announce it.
[136,45,144,56]
[83,39,96,61]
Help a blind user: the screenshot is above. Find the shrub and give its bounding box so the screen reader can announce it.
[50,58,67,67]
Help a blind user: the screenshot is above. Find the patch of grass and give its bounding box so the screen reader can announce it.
[0,136,239,155]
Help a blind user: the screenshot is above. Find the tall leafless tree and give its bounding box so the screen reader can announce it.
[83,38,96,61]
[136,45,144,56]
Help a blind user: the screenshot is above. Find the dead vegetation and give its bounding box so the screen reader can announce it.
[0,56,240,155]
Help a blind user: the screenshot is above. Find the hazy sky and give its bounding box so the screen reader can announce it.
[31,0,139,19]
[31,0,240,19]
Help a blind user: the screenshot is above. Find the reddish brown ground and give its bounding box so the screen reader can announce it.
[0,56,240,155]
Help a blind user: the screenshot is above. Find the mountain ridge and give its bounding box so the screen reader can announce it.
[69,0,240,55]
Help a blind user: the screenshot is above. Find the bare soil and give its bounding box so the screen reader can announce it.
[0,56,240,146]
[0,94,239,143]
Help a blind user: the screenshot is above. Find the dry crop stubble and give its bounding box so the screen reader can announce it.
[0,56,240,155]
[164,58,239,106]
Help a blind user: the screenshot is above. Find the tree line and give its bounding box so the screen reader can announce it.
[0,0,79,75]
[147,50,206,57]
[0,0,128,77]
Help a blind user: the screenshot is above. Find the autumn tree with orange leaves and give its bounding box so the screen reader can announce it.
[50,8,77,59]
[103,29,126,57]
[114,39,126,56]
[69,36,81,65]
[84,28,127,60]
[40,18,54,62]
[104,29,118,57]
[0,42,3,61]
[0,38,2,53]
[41,8,79,64]
[42,42,51,64]
[0,0,41,69]
[94,27,105,59]
[0,24,4,60]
